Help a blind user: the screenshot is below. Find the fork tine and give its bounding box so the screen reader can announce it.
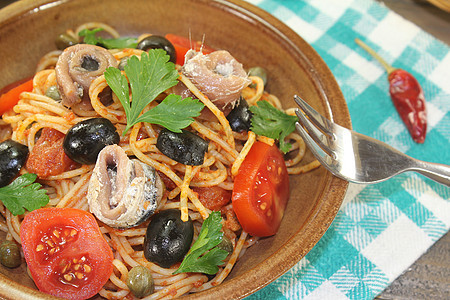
[295,122,334,168]
[294,95,334,138]
[295,102,335,158]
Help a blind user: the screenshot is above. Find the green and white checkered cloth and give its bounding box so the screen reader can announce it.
[244,0,450,299]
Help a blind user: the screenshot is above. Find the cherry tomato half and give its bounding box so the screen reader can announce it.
[231,141,289,237]
[20,207,114,300]
[165,34,215,66]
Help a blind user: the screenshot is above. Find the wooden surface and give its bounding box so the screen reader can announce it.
[375,1,450,299]
[0,0,448,299]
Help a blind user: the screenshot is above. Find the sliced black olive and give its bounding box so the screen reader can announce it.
[156,129,208,166]
[0,140,29,187]
[144,209,193,268]
[137,36,176,64]
[55,33,78,50]
[63,118,120,165]
[226,98,252,132]
[0,240,21,268]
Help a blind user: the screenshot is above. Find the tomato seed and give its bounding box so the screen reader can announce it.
[46,240,54,247]
[73,264,80,271]
[61,264,69,273]
[36,244,44,252]
[63,274,73,282]
[75,272,84,279]
[83,264,91,273]
[260,202,267,210]
[53,230,60,238]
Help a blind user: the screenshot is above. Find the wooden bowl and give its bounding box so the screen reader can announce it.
[0,0,350,299]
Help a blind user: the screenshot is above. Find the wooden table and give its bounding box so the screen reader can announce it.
[0,0,448,299]
[376,1,450,299]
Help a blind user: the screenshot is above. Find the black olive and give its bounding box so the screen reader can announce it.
[144,209,193,268]
[0,140,29,187]
[63,118,120,165]
[226,98,252,132]
[156,129,208,166]
[137,36,176,64]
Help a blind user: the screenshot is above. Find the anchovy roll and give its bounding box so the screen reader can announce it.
[55,44,117,108]
[87,145,164,229]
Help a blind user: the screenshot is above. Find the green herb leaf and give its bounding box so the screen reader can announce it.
[79,28,138,49]
[135,94,204,133]
[249,100,297,153]
[0,173,49,216]
[174,211,229,275]
[105,49,204,134]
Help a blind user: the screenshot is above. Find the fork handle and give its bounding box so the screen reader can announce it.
[411,160,450,187]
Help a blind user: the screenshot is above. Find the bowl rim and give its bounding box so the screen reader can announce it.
[0,0,350,299]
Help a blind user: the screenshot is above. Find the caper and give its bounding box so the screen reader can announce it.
[0,240,21,268]
[55,33,78,50]
[45,85,61,101]
[248,66,268,86]
[217,236,234,254]
[126,265,154,298]
[118,57,129,71]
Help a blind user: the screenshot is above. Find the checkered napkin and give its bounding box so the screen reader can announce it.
[244,0,450,299]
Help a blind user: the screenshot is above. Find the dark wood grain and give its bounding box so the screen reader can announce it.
[376,1,450,299]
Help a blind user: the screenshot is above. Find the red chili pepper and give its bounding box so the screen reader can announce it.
[355,38,427,143]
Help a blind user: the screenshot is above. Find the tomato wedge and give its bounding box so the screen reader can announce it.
[20,207,114,300]
[165,34,215,66]
[0,77,33,116]
[232,141,289,237]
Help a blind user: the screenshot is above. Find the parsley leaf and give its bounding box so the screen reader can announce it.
[174,211,229,275]
[0,173,49,216]
[136,94,204,133]
[249,100,298,153]
[79,28,138,49]
[105,49,204,134]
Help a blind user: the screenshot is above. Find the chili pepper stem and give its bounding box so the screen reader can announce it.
[355,38,396,74]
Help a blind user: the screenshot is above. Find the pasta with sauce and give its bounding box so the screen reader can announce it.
[0,22,319,299]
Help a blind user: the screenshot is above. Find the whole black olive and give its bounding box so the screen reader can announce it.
[144,209,193,268]
[0,140,29,187]
[226,98,252,132]
[137,36,176,64]
[63,118,120,165]
[156,129,208,166]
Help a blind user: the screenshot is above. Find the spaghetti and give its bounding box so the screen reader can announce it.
[0,23,319,299]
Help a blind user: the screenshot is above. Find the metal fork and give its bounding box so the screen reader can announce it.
[294,95,450,186]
